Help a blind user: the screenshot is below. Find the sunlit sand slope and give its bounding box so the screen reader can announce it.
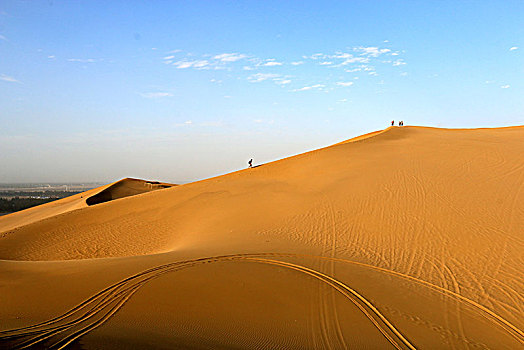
[0,178,175,234]
[0,126,523,349]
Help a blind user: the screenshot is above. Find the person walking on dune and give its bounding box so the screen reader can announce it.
[248,159,253,168]
[391,120,395,126]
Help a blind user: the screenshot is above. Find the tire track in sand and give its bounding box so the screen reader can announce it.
[0,253,415,350]
[2,252,522,348]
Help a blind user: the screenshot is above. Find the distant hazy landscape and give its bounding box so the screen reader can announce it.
[0,183,103,214]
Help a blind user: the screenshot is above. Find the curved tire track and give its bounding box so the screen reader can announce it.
[0,253,415,349]
[1,252,522,348]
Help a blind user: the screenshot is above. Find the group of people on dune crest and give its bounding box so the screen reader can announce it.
[391,120,404,126]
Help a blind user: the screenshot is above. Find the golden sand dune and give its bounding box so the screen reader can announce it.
[0,126,523,349]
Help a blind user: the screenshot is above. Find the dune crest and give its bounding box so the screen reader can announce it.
[1,126,523,349]
[85,178,175,206]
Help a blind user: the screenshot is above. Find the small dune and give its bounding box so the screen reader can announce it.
[85,178,175,206]
[0,178,175,233]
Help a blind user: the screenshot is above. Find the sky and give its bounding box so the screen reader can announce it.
[1,1,523,183]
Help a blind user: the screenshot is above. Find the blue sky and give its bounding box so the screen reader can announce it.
[1,1,523,183]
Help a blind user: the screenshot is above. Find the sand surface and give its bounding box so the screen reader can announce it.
[0,126,523,349]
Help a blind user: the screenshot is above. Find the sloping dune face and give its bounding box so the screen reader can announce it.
[0,126,523,349]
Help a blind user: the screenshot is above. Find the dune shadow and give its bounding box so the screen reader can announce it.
[86,178,175,206]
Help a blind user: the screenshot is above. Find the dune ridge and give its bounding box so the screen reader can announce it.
[85,178,175,206]
[0,126,523,349]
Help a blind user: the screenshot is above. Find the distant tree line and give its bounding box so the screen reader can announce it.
[0,190,79,198]
[0,197,58,213]
[0,192,81,213]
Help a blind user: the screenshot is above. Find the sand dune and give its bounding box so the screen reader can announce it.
[0,126,523,349]
[85,178,175,206]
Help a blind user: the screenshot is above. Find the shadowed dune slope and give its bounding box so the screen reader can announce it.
[0,126,523,349]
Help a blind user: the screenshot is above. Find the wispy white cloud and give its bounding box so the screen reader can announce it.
[319,61,333,65]
[192,60,210,68]
[392,59,406,66]
[355,46,391,57]
[214,53,247,62]
[248,73,280,82]
[166,52,249,70]
[263,60,282,66]
[172,61,193,69]
[509,46,518,51]
[291,61,304,66]
[336,82,354,87]
[68,58,97,63]
[293,84,325,92]
[47,55,55,59]
[340,57,369,65]
[332,52,352,59]
[275,79,291,85]
[140,92,173,98]
[0,74,19,83]
[174,120,193,127]
[305,53,326,60]
[0,34,7,41]
[172,60,210,69]
[500,85,510,89]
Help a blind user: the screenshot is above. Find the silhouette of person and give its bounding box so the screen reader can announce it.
[391,120,395,126]
[248,159,253,168]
